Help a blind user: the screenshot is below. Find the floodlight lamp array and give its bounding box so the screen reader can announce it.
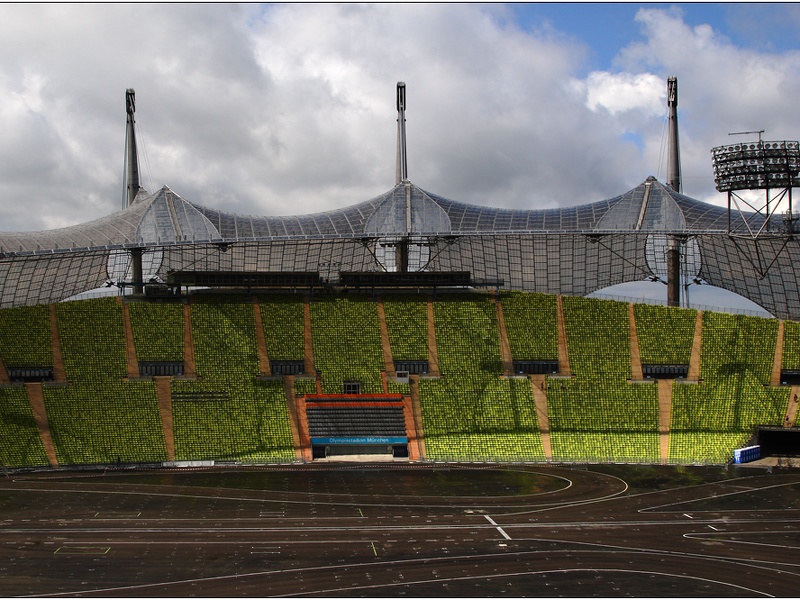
[711,141,800,192]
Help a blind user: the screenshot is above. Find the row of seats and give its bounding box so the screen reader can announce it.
[783,320,800,369]
[382,295,429,363]
[0,293,794,467]
[306,407,406,436]
[561,296,631,377]
[634,303,696,365]
[56,298,128,381]
[0,387,50,466]
[190,296,262,378]
[42,380,166,465]
[500,291,559,361]
[310,297,384,394]
[423,432,546,462]
[0,304,52,367]
[171,378,295,462]
[701,311,778,384]
[256,294,306,360]
[550,432,660,463]
[127,301,184,363]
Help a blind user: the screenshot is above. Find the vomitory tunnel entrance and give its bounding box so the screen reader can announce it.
[300,394,418,460]
[758,426,800,457]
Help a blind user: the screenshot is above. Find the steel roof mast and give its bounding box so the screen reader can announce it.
[125,88,143,294]
[396,82,408,185]
[665,76,683,307]
[125,89,141,208]
[666,77,682,194]
[395,82,411,272]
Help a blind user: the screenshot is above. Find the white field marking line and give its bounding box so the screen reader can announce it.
[22,543,794,599]
[6,517,799,539]
[495,476,630,517]
[484,515,512,540]
[641,480,800,513]
[510,535,800,573]
[485,517,800,530]
[55,540,379,545]
[276,568,772,598]
[53,546,110,555]
[4,485,520,511]
[684,532,800,552]
[0,523,510,534]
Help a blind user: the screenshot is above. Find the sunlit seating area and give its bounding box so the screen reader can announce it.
[310,296,384,394]
[634,303,696,366]
[172,378,294,462]
[500,291,558,361]
[669,311,787,463]
[382,294,428,363]
[128,301,184,363]
[0,290,795,468]
[257,294,305,361]
[417,296,545,461]
[0,304,51,368]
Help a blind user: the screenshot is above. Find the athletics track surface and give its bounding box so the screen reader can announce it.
[1,463,800,597]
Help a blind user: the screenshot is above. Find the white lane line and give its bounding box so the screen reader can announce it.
[485,515,512,541]
[684,514,693,519]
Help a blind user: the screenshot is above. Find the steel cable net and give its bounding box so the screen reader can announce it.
[1,178,799,319]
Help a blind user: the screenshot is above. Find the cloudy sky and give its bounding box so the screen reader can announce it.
[1,2,798,311]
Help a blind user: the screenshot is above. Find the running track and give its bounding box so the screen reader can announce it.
[1,463,799,597]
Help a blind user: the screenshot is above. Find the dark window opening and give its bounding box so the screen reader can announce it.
[642,364,689,379]
[513,360,559,375]
[7,366,54,383]
[343,381,362,394]
[270,360,305,376]
[394,360,428,375]
[780,370,800,385]
[140,362,184,377]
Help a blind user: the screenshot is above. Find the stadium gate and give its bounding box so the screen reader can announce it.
[298,394,417,460]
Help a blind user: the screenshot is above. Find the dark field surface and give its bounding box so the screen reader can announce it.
[1,462,800,597]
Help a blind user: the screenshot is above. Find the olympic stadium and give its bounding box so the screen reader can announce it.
[1,81,800,597]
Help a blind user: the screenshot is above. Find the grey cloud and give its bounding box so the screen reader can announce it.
[0,4,798,233]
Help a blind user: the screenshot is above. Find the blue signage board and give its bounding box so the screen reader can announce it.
[311,437,408,445]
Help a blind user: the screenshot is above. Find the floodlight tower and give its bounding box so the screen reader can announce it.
[711,132,800,277]
[125,88,144,294]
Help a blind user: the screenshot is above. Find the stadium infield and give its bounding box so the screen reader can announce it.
[1,462,800,597]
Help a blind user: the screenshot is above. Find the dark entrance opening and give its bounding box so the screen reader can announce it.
[758,427,800,457]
